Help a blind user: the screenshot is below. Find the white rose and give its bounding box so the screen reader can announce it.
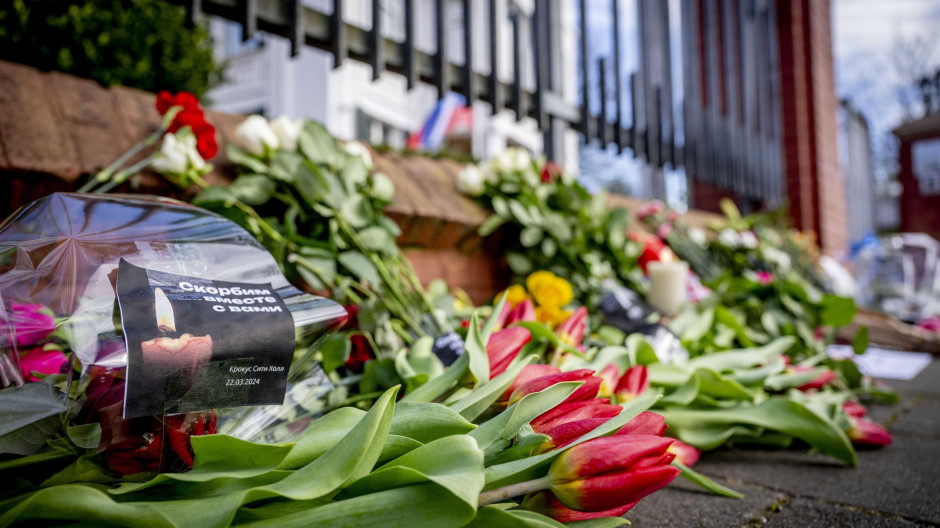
[235,115,280,156]
[370,172,395,202]
[718,228,741,248]
[687,227,708,247]
[344,141,374,170]
[740,230,759,249]
[271,116,303,152]
[456,165,486,196]
[763,247,792,271]
[151,133,204,175]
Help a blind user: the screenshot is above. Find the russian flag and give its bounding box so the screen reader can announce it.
[407,93,470,151]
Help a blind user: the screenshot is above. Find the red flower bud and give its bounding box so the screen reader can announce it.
[616,411,668,437]
[549,435,680,511]
[847,417,892,448]
[508,369,601,406]
[18,347,68,382]
[555,306,588,347]
[531,399,622,452]
[788,365,837,391]
[487,327,532,377]
[541,161,562,183]
[597,364,619,399]
[499,364,561,404]
[505,299,537,326]
[614,365,650,402]
[345,334,373,372]
[668,439,701,467]
[156,91,200,115]
[522,490,639,522]
[842,400,867,419]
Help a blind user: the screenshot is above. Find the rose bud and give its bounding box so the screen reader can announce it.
[597,364,619,399]
[549,435,681,511]
[842,400,867,418]
[18,347,69,382]
[788,365,837,391]
[9,302,56,348]
[487,327,532,377]
[614,365,650,402]
[847,417,892,448]
[508,369,602,406]
[499,364,561,405]
[555,307,588,347]
[521,491,639,522]
[505,299,537,326]
[668,439,701,467]
[616,411,668,437]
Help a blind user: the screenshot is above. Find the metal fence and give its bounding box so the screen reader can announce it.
[172,0,784,204]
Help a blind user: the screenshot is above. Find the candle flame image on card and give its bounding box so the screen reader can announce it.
[154,287,176,333]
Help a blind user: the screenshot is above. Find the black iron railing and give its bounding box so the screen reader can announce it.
[174,0,784,205]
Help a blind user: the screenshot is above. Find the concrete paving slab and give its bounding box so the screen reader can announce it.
[764,498,923,528]
[891,398,940,438]
[887,359,940,397]
[695,435,940,524]
[627,478,786,528]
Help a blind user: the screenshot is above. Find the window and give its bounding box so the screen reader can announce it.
[224,21,264,58]
[912,138,940,196]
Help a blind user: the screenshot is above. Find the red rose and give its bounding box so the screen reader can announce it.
[156,91,200,115]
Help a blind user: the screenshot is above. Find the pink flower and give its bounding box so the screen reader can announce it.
[636,200,665,221]
[787,365,837,391]
[508,369,602,406]
[847,417,892,448]
[756,271,774,285]
[656,222,673,239]
[487,327,532,378]
[667,439,701,467]
[597,364,619,399]
[842,400,867,419]
[917,316,940,332]
[505,299,537,326]
[499,364,561,405]
[616,411,668,437]
[18,347,68,381]
[522,490,639,522]
[555,307,587,347]
[7,302,56,348]
[531,398,622,452]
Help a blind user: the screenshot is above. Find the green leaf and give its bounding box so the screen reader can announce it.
[0,485,174,528]
[337,251,381,286]
[694,368,755,401]
[567,516,632,528]
[478,214,507,237]
[402,353,469,404]
[714,306,755,347]
[464,507,568,528]
[338,194,374,229]
[673,461,742,498]
[450,356,537,421]
[520,226,543,248]
[319,333,351,373]
[298,121,339,166]
[465,312,490,385]
[193,185,237,206]
[0,382,69,437]
[230,174,276,205]
[390,403,476,443]
[358,226,396,254]
[278,407,366,470]
[482,293,508,344]
[660,396,857,466]
[687,337,796,372]
[506,253,533,275]
[821,295,856,327]
[65,423,101,450]
[852,326,869,355]
[469,382,581,452]
[227,144,270,173]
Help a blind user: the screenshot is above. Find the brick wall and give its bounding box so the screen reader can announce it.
[895,128,940,241]
[0,60,721,304]
[776,0,848,257]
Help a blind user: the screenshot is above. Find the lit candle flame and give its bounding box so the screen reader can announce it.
[154,288,176,333]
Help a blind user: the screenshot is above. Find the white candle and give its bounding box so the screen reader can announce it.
[647,261,689,316]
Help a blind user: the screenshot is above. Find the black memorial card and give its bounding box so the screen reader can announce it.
[116,259,295,418]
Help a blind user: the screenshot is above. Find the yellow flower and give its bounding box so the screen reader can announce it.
[535,306,570,328]
[527,271,573,309]
[501,284,530,308]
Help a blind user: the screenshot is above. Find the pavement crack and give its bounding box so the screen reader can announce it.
[744,495,791,527]
[882,395,924,428]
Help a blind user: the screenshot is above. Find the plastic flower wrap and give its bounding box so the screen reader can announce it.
[0,193,345,475]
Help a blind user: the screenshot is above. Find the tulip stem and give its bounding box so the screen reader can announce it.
[478,476,552,506]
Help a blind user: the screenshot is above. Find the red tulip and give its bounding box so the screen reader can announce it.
[499,364,561,404]
[847,417,892,448]
[616,411,667,437]
[487,327,532,377]
[614,365,649,402]
[668,439,701,467]
[505,299,537,326]
[7,302,56,348]
[491,301,512,331]
[531,399,622,452]
[18,347,68,382]
[508,369,601,406]
[597,364,619,399]
[789,365,837,391]
[521,491,639,522]
[549,435,681,511]
[843,400,867,418]
[555,307,588,347]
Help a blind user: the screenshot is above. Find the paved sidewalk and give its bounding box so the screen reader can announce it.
[627,359,940,527]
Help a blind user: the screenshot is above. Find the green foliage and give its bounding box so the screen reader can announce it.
[0,0,223,97]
